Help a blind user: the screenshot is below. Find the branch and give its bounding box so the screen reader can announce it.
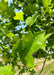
[39,55,47,75]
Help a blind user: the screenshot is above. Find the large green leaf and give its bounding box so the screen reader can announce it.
[12,31,52,67]
[19,31,52,67]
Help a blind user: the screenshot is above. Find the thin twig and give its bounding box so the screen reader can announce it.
[39,55,47,75]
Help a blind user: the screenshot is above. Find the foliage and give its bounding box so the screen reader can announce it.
[0,0,54,74]
[0,65,14,75]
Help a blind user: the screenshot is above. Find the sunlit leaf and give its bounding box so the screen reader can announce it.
[13,12,24,21]
[0,65,14,75]
[12,31,52,67]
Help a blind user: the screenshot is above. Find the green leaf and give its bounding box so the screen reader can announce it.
[6,32,15,38]
[12,31,52,67]
[13,12,24,21]
[26,13,37,26]
[19,31,45,67]
[0,65,14,75]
